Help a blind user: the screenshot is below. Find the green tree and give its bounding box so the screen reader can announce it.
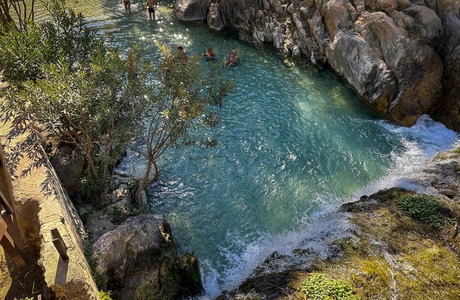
[0,0,96,83]
[131,43,233,205]
[0,0,150,200]
[0,0,35,32]
[4,45,149,193]
[1,0,234,206]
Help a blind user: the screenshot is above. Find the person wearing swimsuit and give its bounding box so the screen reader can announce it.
[123,0,131,13]
[147,0,156,19]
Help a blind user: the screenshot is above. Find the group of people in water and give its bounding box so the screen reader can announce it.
[122,0,156,19]
[120,2,239,67]
[178,46,239,68]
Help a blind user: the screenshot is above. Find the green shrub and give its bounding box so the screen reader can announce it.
[397,194,452,229]
[0,0,97,83]
[0,24,46,82]
[302,273,359,300]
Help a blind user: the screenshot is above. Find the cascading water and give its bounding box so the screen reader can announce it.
[33,2,458,298]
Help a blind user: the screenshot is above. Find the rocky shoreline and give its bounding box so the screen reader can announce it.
[175,0,460,131]
[215,149,460,299]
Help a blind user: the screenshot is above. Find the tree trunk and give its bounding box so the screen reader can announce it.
[133,160,160,206]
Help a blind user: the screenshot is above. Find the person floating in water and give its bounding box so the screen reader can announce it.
[224,49,239,67]
[147,0,156,19]
[122,0,131,13]
[204,47,217,60]
[177,45,188,62]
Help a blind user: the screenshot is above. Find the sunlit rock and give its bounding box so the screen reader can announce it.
[326,31,395,113]
[207,3,223,32]
[175,0,205,24]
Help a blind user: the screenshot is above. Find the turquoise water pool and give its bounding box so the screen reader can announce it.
[33,2,458,297]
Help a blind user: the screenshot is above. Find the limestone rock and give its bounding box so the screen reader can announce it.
[364,0,397,13]
[187,0,460,129]
[321,0,356,40]
[93,214,170,280]
[49,146,84,196]
[432,10,460,131]
[93,214,203,299]
[354,12,443,125]
[403,5,443,41]
[208,3,224,32]
[326,31,395,112]
[175,0,205,24]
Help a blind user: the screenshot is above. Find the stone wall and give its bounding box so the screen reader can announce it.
[0,118,99,299]
[175,0,460,130]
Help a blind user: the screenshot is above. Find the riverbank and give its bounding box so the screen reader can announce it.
[217,149,460,299]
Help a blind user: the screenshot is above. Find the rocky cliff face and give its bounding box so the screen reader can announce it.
[175,0,460,130]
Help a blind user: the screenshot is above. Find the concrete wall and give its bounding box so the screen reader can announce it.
[0,119,99,299]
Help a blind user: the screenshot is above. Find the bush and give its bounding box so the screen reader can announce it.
[0,0,97,83]
[0,24,46,82]
[302,273,359,300]
[397,194,453,229]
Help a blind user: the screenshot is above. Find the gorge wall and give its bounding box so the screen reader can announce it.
[175,0,460,130]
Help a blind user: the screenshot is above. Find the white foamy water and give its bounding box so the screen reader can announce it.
[197,115,457,299]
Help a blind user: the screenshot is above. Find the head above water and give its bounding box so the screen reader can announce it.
[178,46,184,51]
[232,49,236,54]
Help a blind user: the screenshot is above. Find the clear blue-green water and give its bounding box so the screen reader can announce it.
[36,1,458,297]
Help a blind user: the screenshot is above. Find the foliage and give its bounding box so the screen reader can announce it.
[130,42,234,205]
[0,0,97,83]
[4,44,149,193]
[1,0,151,201]
[397,194,453,229]
[0,24,46,82]
[1,0,234,207]
[302,273,359,300]
[0,0,35,32]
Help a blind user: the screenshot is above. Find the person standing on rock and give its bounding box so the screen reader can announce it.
[147,0,156,19]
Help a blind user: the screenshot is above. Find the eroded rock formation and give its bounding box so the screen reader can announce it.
[87,187,204,300]
[175,0,460,130]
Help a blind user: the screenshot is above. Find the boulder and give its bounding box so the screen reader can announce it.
[325,31,395,112]
[207,3,224,32]
[175,0,205,24]
[355,12,443,125]
[93,214,203,299]
[431,10,460,131]
[189,0,459,130]
[49,146,84,196]
[321,0,357,40]
[364,0,397,13]
[403,5,443,42]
